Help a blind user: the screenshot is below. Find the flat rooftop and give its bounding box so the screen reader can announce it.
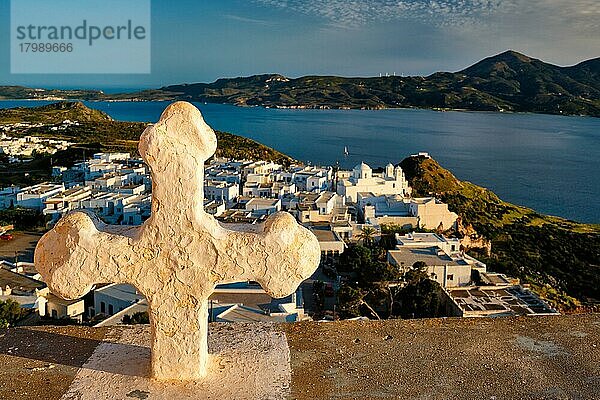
[316,192,335,202]
[388,246,462,267]
[245,198,280,207]
[216,305,288,323]
[311,229,341,243]
[396,232,448,245]
[20,183,62,195]
[94,284,143,303]
[0,268,46,292]
[45,293,84,307]
[450,286,558,316]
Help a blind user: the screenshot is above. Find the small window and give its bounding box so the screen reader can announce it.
[447,274,454,281]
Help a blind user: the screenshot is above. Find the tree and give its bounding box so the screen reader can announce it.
[337,284,381,320]
[358,260,401,285]
[397,263,444,319]
[378,234,398,250]
[338,245,372,273]
[411,261,427,271]
[122,311,149,325]
[312,280,325,312]
[357,226,376,247]
[0,299,24,328]
[337,284,363,318]
[337,243,403,318]
[0,207,46,230]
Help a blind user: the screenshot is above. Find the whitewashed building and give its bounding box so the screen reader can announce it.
[43,186,92,221]
[337,162,409,202]
[244,198,281,216]
[93,283,144,317]
[204,180,239,204]
[16,183,65,211]
[358,194,458,230]
[387,232,486,288]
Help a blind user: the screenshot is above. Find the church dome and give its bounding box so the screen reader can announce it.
[354,162,371,172]
[353,162,372,179]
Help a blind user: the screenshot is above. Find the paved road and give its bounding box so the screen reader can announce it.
[0,231,42,263]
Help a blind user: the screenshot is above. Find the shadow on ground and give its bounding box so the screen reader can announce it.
[0,326,150,377]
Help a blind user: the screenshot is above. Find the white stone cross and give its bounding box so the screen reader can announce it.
[34,102,320,380]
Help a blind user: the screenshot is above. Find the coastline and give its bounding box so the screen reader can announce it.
[0,97,596,119]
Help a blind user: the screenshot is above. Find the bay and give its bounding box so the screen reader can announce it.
[1,100,598,223]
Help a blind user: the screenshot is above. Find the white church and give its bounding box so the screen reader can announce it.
[336,162,410,202]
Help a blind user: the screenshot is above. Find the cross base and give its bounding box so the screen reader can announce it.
[149,299,209,380]
[62,323,292,399]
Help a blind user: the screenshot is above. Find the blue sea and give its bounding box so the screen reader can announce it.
[1,100,599,224]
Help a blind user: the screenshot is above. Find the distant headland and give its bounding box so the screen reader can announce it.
[1,50,599,117]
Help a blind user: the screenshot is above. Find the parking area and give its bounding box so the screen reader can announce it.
[0,231,43,263]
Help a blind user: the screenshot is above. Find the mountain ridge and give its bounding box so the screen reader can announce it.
[1,50,599,117]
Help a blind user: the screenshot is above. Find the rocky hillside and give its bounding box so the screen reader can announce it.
[400,155,600,310]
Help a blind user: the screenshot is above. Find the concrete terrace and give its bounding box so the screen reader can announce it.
[0,314,598,399]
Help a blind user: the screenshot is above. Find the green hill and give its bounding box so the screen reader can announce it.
[0,86,104,101]
[399,155,600,310]
[0,101,112,124]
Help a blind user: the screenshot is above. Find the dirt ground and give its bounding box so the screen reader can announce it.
[0,326,107,400]
[0,231,42,263]
[284,314,600,400]
[0,315,599,399]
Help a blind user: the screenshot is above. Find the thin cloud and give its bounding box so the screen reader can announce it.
[223,14,275,25]
[253,0,600,31]
[502,0,600,31]
[254,0,504,27]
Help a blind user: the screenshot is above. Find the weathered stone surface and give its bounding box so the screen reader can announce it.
[34,101,320,380]
[62,324,291,400]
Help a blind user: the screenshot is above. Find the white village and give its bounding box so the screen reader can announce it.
[0,140,557,326]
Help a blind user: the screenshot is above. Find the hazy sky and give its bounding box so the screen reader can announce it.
[1,0,599,89]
